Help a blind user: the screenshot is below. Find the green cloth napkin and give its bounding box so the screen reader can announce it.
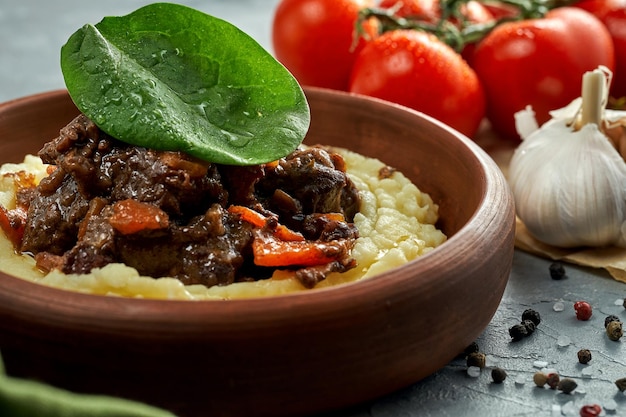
[0,353,177,417]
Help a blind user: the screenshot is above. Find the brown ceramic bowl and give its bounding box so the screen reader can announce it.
[0,88,514,417]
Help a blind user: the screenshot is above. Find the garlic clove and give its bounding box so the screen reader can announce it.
[515,105,539,140]
[549,97,582,121]
[602,113,626,159]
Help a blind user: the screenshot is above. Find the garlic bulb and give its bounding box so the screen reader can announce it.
[509,67,626,248]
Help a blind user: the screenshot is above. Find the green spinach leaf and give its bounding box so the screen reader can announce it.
[60,2,310,165]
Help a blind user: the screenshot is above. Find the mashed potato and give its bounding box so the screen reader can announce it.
[0,149,446,300]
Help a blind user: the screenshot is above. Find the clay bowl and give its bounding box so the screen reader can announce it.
[0,88,515,417]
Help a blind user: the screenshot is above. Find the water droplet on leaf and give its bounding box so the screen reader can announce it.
[130,92,143,106]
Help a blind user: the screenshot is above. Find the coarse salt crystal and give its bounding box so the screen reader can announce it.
[603,399,617,411]
[557,335,571,347]
[542,368,558,376]
[467,366,481,378]
[485,354,498,368]
[561,401,577,416]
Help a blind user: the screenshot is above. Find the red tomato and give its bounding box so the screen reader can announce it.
[455,0,494,23]
[272,0,377,91]
[481,2,520,20]
[349,30,485,138]
[575,0,626,98]
[473,7,615,140]
[378,0,492,23]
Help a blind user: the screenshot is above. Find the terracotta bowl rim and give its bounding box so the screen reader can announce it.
[0,88,508,316]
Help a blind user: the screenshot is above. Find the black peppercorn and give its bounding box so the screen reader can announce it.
[464,341,480,356]
[466,352,486,368]
[605,314,620,328]
[522,309,541,326]
[456,341,480,359]
[549,262,566,280]
[615,378,626,392]
[509,323,528,341]
[522,319,536,335]
[491,367,507,384]
[557,378,577,394]
[606,320,623,341]
[577,349,592,364]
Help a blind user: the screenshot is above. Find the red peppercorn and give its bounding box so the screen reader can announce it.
[574,301,593,321]
[579,404,602,417]
[546,372,560,389]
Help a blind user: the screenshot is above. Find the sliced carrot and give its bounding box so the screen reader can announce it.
[109,199,169,235]
[264,160,280,170]
[251,230,348,267]
[228,205,266,228]
[0,205,27,248]
[159,152,209,178]
[228,205,304,242]
[274,224,306,242]
[319,213,345,222]
[0,171,37,248]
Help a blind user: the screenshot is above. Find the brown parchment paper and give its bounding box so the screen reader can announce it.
[477,124,626,284]
[515,217,626,283]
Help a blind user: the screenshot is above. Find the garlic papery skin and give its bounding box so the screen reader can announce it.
[509,119,626,248]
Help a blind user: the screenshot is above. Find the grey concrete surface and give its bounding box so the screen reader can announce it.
[1,1,625,416]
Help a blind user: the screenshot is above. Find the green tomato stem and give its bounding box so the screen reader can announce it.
[357,0,582,53]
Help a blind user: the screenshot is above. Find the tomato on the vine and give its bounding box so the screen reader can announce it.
[378,0,493,64]
[473,7,615,140]
[272,0,378,91]
[481,2,519,20]
[575,0,626,99]
[349,30,485,138]
[378,0,493,23]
